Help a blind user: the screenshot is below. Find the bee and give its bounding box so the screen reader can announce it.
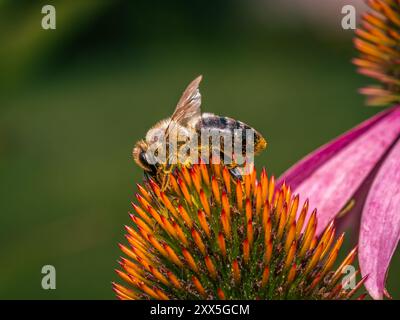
[133,75,267,189]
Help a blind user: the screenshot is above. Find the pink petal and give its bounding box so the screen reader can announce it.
[278,106,400,234]
[359,139,400,300]
[278,107,395,190]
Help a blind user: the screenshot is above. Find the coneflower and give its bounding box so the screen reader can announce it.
[353,0,400,106]
[113,164,366,300]
[278,0,400,300]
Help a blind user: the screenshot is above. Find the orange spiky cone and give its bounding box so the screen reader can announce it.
[114,164,367,300]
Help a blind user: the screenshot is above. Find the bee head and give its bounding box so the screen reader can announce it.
[133,140,157,173]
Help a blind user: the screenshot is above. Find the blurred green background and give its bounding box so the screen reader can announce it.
[0,0,399,299]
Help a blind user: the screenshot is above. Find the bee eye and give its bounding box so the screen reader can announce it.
[139,151,148,165]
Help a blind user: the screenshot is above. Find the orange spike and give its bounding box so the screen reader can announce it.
[276,204,288,240]
[131,202,153,226]
[261,168,268,203]
[192,228,207,255]
[149,266,169,286]
[167,271,182,289]
[309,236,318,251]
[217,288,226,300]
[146,205,163,226]
[255,183,262,216]
[113,288,134,300]
[232,259,241,284]
[211,176,221,204]
[217,232,227,258]
[222,166,232,194]
[205,255,217,279]
[213,163,221,178]
[130,246,153,265]
[160,216,177,238]
[296,200,309,238]
[115,269,137,287]
[122,264,148,284]
[320,248,339,278]
[160,192,178,218]
[119,244,139,263]
[262,202,270,230]
[163,244,183,267]
[319,221,334,247]
[275,190,284,214]
[178,204,193,228]
[178,178,192,205]
[247,220,254,246]
[244,172,251,199]
[200,160,210,186]
[245,199,252,223]
[130,214,153,235]
[190,168,201,194]
[304,241,324,274]
[379,1,400,27]
[288,195,299,226]
[126,235,147,255]
[112,282,137,299]
[137,183,152,202]
[198,210,211,238]
[285,186,291,205]
[308,273,323,292]
[236,180,243,211]
[299,222,316,258]
[192,276,207,297]
[251,165,257,192]
[346,275,369,299]
[284,222,296,253]
[199,189,211,216]
[302,209,317,242]
[330,237,353,284]
[220,209,231,239]
[287,263,297,285]
[182,248,199,273]
[148,179,161,198]
[261,266,270,288]
[321,228,335,259]
[284,241,296,270]
[181,166,192,187]
[264,239,273,264]
[268,176,275,203]
[173,222,189,246]
[155,288,169,300]
[221,191,231,220]
[243,238,250,263]
[137,225,151,241]
[264,217,272,245]
[169,174,181,195]
[119,257,141,272]
[124,225,147,246]
[136,194,151,213]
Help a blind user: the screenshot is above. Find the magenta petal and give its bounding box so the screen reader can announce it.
[278,106,400,234]
[359,139,400,300]
[278,107,395,190]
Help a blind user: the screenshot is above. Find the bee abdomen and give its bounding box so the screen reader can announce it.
[199,113,249,131]
[197,113,266,155]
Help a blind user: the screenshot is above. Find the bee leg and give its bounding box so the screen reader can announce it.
[160,163,174,192]
[229,167,243,181]
[161,174,171,192]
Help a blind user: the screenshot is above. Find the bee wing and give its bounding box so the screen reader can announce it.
[165,75,202,138]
